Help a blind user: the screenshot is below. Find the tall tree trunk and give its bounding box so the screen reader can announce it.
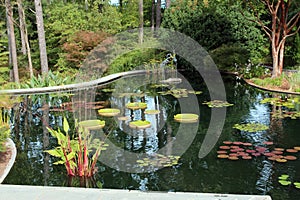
[5,0,19,83]
[138,0,143,44]
[155,0,161,30]
[34,0,49,76]
[17,0,33,78]
[151,0,155,32]
[166,0,171,8]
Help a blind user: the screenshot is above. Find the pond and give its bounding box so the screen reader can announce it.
[2,71,300,200]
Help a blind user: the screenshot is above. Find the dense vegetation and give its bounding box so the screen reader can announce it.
[0,0,299,86]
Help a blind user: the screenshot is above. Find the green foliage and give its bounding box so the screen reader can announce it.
[239,61,270,79]
[162,0,268,70]
[21,70,73,88]
[0,21,9,84]
[233,123,269,132]
[202,100,234,108]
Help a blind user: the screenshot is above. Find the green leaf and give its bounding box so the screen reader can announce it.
[279,180,291,186]
[294,182,300,189]
[53,160,65,165]
[63,117,70,133]
[45,149,63,157]
[279,174,289,180]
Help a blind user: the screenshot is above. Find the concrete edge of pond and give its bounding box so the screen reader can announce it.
[0,138,17,184]
[0,70,149,95]
[0,185,272,200]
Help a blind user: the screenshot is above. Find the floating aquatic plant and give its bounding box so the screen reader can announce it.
[158,88,202,98]
[98,108,121,117]
[136,154,180,168]
[233,123,269,132]
[202,100,233,108]
[118,92,145,98]
[260,97,300,109]
[150,84,169,88]
[278,175,291,186]
[271,110,300,119]
[79,120,105,130]
[126,102,147,110]
[117,116,129,121]
[129,120,151,129]
[174,113,199,123]
[144,109,160,115]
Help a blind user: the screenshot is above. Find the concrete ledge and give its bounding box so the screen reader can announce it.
[0,185,272,200]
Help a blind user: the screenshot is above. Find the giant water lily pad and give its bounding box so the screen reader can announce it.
[202,100,233,108]
[79,120,105,130]
[233,123,269,132]
[119,92,145,98]
[126,102,147,110]
[98,108,121,117]
[136,154,180,168]
[145,109,160,115]
[129,120,151,129]
[174,113,199,123]
[260,97,299,109]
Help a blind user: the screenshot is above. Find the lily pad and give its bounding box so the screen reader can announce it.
[126,102,147,110]
[202,100,234,108]
[98,108,121,117]
[158,88,202,98]
[129,120,151,129]
[233,123,269,132]
[79,120,105,130]
[279,180,292,186]
[144,109,160,115]
[174,113,199,123]
[118,116,129,121]
[136,154,180,168]
[294,182,300,189]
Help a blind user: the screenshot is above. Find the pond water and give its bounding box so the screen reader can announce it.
[2,71,300,200]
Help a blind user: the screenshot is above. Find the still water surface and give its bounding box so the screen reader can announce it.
[3,72,300,200]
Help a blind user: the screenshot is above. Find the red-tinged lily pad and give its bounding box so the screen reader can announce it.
[242,156,252,160]
[263,141,274,145]
[274,148,285,151]
[217,150,228,154]
[272,150,284,155]
[284,155,297,160]
[252,153,261,157]
[294,146,300,151]
[286,149,298,153]
[228,156,239,160]
[264,152,275,157]
[242,143,253,146]
[246,149,256,153]
[238,152,249,156]
[217,154,229,159]
[233,141,243,145]
[230,145,240,149]
[223,141,232,145]
[268,157,277,161]
[219,146,231,150]
[256,147,267,153]
[276,158,288,163]
[229,153,238,157]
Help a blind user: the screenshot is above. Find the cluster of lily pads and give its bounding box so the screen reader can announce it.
[49,101,106,112]
[136,154,180,168]
[217,140,300,163]
[158,88,202,98]
[233,123,269,132]
[202,100,234,108]
[278,174,300,189]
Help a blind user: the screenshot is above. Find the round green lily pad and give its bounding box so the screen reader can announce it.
[174,113,199,123]
[233,123,269,132]
[145,109,160,115]
[202,100,234,108]
[126,102,147,110]
[79,120,105,130]
[129,120,151,129]
[98,108,121,117]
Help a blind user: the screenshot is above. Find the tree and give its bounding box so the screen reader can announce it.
[17,0,33,78]
[5,0,19,83]
[156,0,161,29]
[138,0,143,44]
[245,0,300,77]
[35,0,49,75]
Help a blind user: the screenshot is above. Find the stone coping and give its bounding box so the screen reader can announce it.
[0,185,272,200]
[0,138,17,184]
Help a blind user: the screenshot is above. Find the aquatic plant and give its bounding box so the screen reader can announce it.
[126,102,147,110]
[144,109,160,115]
[278,175,291,186]
[136,154,180,168]
[158,88,202,98]
[98,108,121,117]
[129,120,151,129]
[202,100,233,108]
[45,117,108,177]
[233,123,269,132]
[174,113,199,123]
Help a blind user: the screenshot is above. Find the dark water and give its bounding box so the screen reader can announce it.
[3,72,300,200]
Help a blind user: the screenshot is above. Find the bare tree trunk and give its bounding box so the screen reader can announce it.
[155,0,161,30]
[5,0,19,83]
[34,0,49,76]
[17,0,33,78]
[151,0,155,32]
[166,0,171,8]
[138,0,143,44]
